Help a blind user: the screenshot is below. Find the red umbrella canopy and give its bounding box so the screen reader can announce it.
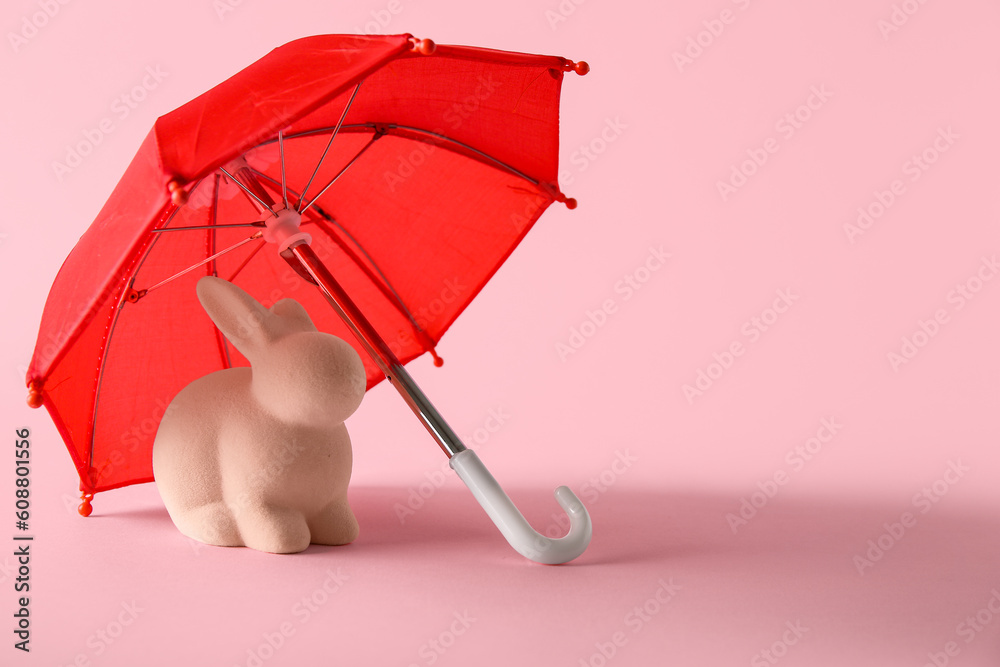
[27,34,585,500]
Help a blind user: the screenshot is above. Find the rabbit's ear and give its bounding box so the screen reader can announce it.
[196,276,271,359]
[270,298,317,334]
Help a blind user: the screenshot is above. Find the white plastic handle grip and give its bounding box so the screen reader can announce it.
[449,449,592,564]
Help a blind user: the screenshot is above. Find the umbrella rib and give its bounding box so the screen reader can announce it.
[208,173,221,275]
[311,217,419,329]
[84,172,235,480]
[389,124,539,185]
[299,134,380,215]
[272,123,540,187]
[208,174,235,370]
[85,186,191,475]
[297,81,363,212]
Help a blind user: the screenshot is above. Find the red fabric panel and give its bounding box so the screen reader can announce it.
[28,128,166,382]
[289,46,565,185]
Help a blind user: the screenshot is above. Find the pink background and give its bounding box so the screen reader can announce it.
[2,0,999,665]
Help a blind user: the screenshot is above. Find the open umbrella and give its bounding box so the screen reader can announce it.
[26,33,592,564]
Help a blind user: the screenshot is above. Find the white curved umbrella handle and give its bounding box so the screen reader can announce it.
[449,450,592,564]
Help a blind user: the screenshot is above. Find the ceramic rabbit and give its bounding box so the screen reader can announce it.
[152,276,366,554]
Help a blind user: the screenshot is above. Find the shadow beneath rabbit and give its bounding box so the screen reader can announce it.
[346,485,497,549]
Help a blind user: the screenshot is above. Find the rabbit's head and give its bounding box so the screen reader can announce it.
[196,276,366,427]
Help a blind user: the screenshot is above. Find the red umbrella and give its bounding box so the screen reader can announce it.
[26,33,592,564]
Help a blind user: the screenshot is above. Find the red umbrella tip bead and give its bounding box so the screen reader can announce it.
[26,387,43,409]
[564,197,578,209]
[411,38,436,55]
[167,180,188,206]
[430,349,444,367]
[573,61,590,75]
[78,494,93,517]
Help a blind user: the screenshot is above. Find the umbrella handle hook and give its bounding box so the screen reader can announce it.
[449,450,592,565]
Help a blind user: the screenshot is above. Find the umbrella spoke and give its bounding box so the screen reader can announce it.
[249,169,306,211]
[219,166,277,216]
[150,222,265,233]
[209,173,220,277]
[251,168,427,335]
[278,130,288,210]
[297,81,363,211]
[225,238,267,283]
[299,133,380,215]
[139,232,264,297]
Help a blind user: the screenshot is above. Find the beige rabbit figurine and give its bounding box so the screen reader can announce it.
[152,276,366,554]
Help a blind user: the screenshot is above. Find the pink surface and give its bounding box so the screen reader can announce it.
[1,0,998,665]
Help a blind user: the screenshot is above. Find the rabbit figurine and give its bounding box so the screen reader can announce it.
[152,276,366,554]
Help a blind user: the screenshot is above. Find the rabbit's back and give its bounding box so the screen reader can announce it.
[153,367,252,511]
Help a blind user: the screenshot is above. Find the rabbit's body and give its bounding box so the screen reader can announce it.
[153,277,366,554]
